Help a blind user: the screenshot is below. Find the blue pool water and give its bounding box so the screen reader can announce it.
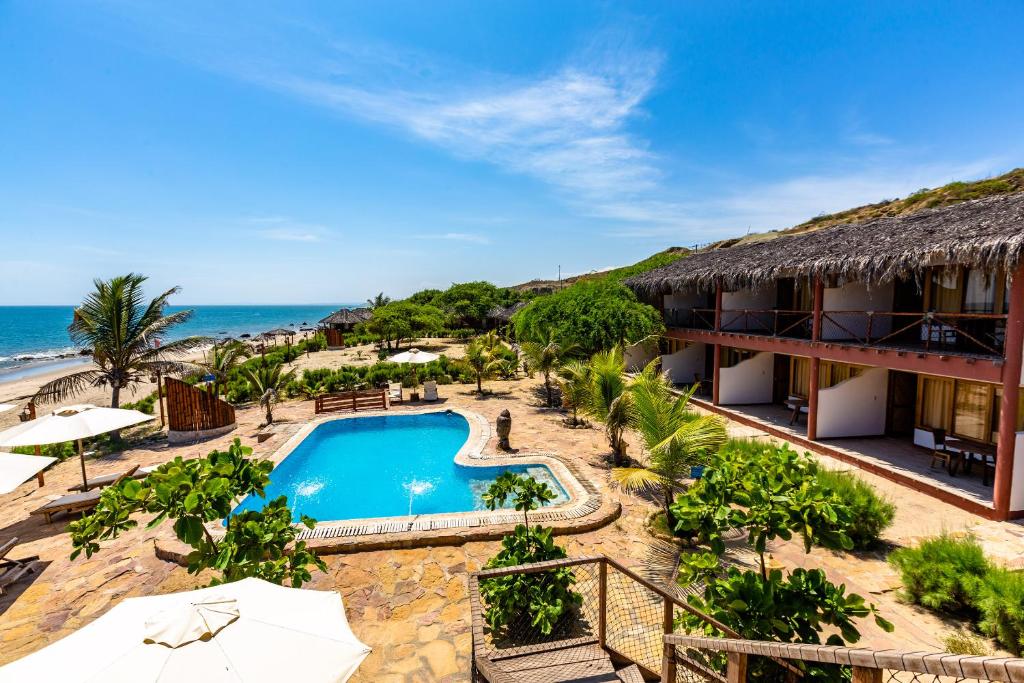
[231,412,569,522]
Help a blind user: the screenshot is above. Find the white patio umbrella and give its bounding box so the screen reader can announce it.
[0,577,371,682]
[0,452,57,494]
[388,347,439,364]
[0,404,154,489]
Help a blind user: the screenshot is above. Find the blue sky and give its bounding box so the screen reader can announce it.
[2,1,1022,305]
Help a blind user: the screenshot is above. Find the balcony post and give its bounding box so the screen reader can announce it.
[714,285,723,332]
[807,356,820,441]
[811,276,824,342]
[994,263,1024,520]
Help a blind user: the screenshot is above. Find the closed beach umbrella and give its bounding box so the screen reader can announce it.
[0,577,371,682]
[388,348,439,364]
[0,452,57,494]
[0,405,154,489]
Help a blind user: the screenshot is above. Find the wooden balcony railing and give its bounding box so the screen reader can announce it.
[665,307,1008,358]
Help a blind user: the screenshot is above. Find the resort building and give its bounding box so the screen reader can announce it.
[318,307,373,347]
[627,193,1024,520]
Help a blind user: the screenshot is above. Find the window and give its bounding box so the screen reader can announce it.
[917,376,953,432]
[916,376,1013,444]
[928,268,963,313]
[720,347,757,368]
[788,358,865,399]
[964,269,997,314]
[953,381,991,441]
[790,357,810,398]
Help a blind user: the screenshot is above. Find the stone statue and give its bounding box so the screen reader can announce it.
[496,409,512,451]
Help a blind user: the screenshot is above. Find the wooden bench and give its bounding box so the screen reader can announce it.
[314,389,388,414]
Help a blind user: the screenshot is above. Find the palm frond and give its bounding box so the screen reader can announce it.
[33,369,105,404]
[610,467,665,495]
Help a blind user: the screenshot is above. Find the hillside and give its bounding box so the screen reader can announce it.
[514,167,1024,290]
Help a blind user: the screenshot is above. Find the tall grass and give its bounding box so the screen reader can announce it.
[888,533,989,616]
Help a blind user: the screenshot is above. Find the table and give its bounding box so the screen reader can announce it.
[784,397,808,425]
[946,436,997,484]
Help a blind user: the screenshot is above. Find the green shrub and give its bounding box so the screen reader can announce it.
[122,390,158,415]
[13,441,77,460]
[888,534,989,616]
[816,469,895,549]
[942,628,991,656]
[975,568,1024,655]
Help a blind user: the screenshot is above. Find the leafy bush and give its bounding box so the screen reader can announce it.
[122,390,158,415]
[478,473,581,636]
[888,534,989,615]
[815,469,895,549]
[68,438,326,587]
[975,568,1024,655]
[12,440,78,460]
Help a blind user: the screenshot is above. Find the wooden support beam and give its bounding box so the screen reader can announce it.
[807,355,821,441]
[726,652,748,683]
[852,665,882,683]
[995,263,1024,519]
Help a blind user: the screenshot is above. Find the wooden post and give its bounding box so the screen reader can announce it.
[156,370,165,427]
[994,263,1024,519]
[77,438,87,490]
[660,598,676,683]
[714,285,723,332]
[811,276,824,342]
[598,560,607,650]
[726,652,748,683]
[807,356,821,441]
[851,666,882,683]
[712,344,721,406]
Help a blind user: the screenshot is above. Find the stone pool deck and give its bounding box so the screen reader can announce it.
[2,375,1024,680]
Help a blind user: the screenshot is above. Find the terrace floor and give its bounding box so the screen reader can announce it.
[692,401,996,512]
[1,368,1023,680]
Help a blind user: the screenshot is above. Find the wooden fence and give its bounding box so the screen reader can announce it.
[314,389,387,414]
[165,377,236,432]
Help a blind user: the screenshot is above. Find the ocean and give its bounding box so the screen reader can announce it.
[0,304,359,380]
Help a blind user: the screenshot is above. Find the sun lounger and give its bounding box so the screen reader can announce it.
[423,380,438,401]
[0,537,39,596]
[33,469,136,524]
[388,382,404,404]
[67,464,142,492]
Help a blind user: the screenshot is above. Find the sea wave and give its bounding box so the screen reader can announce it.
[0,347,86,366]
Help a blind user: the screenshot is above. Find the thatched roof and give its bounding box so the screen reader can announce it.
[486,301,527,322]
[318,307,372,326]
[627,193,1024,295]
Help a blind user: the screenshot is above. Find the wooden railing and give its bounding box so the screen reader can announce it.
[164,377,236,433]
[662,634,1024,682]
[314,389,387,414]
[469,556,801,683]
[665,307,1007,357]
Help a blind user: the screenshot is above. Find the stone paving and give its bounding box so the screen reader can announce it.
[1,375,1023,679]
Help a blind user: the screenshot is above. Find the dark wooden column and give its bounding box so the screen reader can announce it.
[807,277,825,440]
[994,263,1024,519]
[714,285,723,332]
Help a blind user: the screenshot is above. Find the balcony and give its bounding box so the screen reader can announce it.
[666,307,1007,359]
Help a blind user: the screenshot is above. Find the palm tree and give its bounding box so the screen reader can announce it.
[242,364,296,425]
[366,292,391,310]
[464,339,493,393]
[611,365,727,526]
[556,359,591,426]
[584,345,631,465]
[521,333,575,408]
[198,340,251,398]
[35,274,207,413]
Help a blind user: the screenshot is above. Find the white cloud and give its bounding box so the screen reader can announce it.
[247,216,329,242]
[259,228,321,242]
[414,232,490,245]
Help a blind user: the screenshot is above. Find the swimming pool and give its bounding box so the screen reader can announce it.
[231,411,570,522]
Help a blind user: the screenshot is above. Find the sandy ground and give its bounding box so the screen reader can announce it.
[0,337,467,431]
[1,359,1023,678]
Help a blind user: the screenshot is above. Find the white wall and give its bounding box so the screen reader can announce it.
[722,285,776,331]
[1011,433,1024,512]
[822,281,895,341]
[719,351,774,404]
[664,291,705,310]
[816,367,889,438]
[624,341,658,372]
[662,343,707,386]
